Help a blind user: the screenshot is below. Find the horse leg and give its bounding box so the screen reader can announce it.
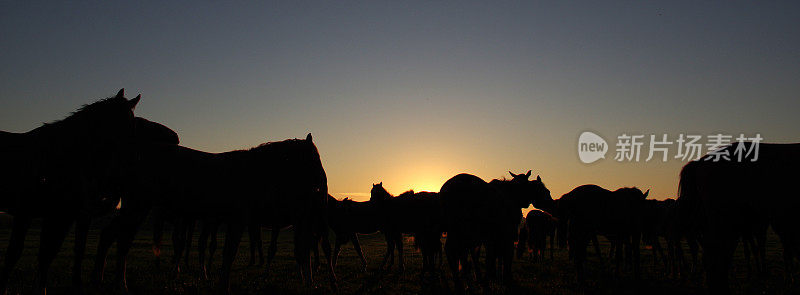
[264,227,279,275]
[171,217,188,277]
[653,236,666,271]
[607,239,616,261]
[36,216,73,294]
[293,223,313,286]
[755,227,768,274]
[72,215,91,293]
[312,239,321,272]
[577,235,589,284]
[198,220,211,280]
[332,234,345,270]
[485,243,498,281]
[703,222,737,295]
[742,235,753,276]
[257,229,265,266]
[395,234,405,272]
[470,245,482,281]
[253,225,265,266]
[247,223,260,266]
[632,233,641,280]
[527,237,534,261]
[92,211,125,285]
[444,236,465,292]
[0,215,32,294]
[183,218,195,269]
[673,237,687,278]
[614,237,624,276]
[592,235,601,258]
[152,212,164,267]
[317,228,338,290]
[502,241,514,285]
[207,223,219,274]
[218,222,244,294]
[568,224,589,284]
[381,232,395,270]
[688,235,700,274]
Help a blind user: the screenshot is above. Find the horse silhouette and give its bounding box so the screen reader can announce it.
[242,197,344,282]
[556,184,649,282]
[522,209,558,261]
[641,199,670,270]
[439,171,552,290]
[91,134,335,293]
[677,142,799,294]
[369,184,443,275]
[0,89,142,294]
[327,194,380,272]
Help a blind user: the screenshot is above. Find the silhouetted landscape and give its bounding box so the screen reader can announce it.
[2,2,799,295]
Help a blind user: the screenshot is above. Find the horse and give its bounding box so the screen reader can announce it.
[369,184,443,275]
[642,197,708,278]
[524,209,557,262]
[326,194,380,272]
[91,133,335,293]
[439,170,552,290]
[200,203,328,280]
[556,184,649,282]
[0,89,142,294]
[516,219,529,259]
[641,199,670,271]
[677,142,800,294]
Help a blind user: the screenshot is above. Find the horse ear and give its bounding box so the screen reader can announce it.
[116,88,125,98]
[306,133,312,142]
[379,182,382,186]
[536,175,541,182]
[509,171,516,177]
[526,170,532,177]
[129,94,141,110]
[643,189,650,198]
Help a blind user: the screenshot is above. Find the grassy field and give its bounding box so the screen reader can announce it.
[0,217,798,294]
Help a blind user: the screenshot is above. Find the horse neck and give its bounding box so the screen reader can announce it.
[534,199,556,214]
[370,189,392,202]
[28,116,94,149]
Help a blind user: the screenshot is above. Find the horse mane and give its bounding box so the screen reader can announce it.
[41,95,127,127]
[243,138,309,152]
[491,177,510,183]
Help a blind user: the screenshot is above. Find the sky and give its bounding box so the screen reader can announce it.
[1,1,798,205]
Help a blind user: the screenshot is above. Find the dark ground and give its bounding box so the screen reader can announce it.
[0,214,797,294]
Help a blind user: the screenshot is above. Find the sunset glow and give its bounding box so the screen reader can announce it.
[1,2,798,203]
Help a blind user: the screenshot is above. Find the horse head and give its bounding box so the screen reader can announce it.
[508,170,532,182]
[370,182,392,202]
[133,117,179,145]
[528,175,553,210]
[73,88,141,142]
[504,171,553,211]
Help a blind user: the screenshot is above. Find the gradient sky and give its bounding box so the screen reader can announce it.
[2,1,798,205]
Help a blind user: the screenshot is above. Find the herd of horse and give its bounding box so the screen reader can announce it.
[0,90,798,294]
